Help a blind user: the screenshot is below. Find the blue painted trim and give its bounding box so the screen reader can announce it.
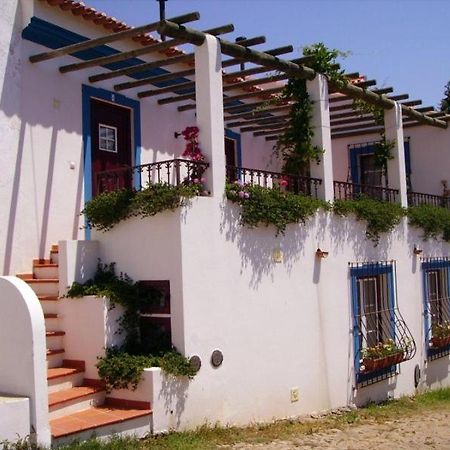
[225,129,242,168]
[349,140,411,184]
[350,263,396,383]
[82,85,141,239]
[421,259,450,357]
[22,17,190,85]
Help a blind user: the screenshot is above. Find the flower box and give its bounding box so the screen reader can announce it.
[430,335,450,348]
[362,351,404,373]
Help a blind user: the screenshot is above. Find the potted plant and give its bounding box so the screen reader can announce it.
[430,322,450,348]
[361,339,404,373]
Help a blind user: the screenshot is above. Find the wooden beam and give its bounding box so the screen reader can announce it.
[113,36,271,91]
[401,100,422,107]
[60,22,233,74]
[29,12,200,63]
[241,122,288,132]
[330,115,375,127]
[332,122,383,134]
[330,110,367,120]
[254,128,288,137]
[265,135,279,142]
[158,84,284,105]
[225,105,291,121]
[159,20,446,129]
[90,35,266,84]
[389,94,409,101]
[227,114,290,128]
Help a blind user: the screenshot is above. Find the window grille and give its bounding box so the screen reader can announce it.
[422,257,450,360]
[350,261,416,387]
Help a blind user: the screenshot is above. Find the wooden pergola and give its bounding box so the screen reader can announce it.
[29,13,449,140]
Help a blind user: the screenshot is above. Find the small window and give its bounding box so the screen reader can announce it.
[98,124,117,153]
[350,261,415,387]
[422,258,450,359]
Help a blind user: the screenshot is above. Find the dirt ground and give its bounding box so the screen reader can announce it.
[230,409,450,450]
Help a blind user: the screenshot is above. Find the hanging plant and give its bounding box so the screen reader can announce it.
[275,43,349,174]
[352,98,395,174]
[180,126,205,162]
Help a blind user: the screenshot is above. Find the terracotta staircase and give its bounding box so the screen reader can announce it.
[17,245,152,445]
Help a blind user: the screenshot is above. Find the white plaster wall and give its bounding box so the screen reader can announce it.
[0,276,50,446]
[0,396,30,443]
[93,196,450,430]
[59,296,124,379]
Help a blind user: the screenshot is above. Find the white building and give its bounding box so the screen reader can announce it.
[1,0,450,446]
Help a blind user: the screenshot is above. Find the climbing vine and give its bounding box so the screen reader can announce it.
[275,43,349,174]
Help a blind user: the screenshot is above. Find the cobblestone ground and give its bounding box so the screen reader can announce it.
[229,409,450,450]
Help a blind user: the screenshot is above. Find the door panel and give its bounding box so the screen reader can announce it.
[91,99,132,195]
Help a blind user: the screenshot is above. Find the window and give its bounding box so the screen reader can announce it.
[98,124,117,153]
[350,261,415,386]
[422,258,450,359]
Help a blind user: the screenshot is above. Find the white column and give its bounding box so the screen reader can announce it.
[307,74,334,202]
[384,102,408,207]
[195,35,225,197]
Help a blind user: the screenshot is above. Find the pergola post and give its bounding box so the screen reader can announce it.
[307,74,334,202]
[384,102,408,207]
[195,34,225,196]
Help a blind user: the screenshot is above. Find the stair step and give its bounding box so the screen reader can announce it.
[49,386,104,407]
[46,331,65,338]
[47,348,65,357]
[16,273,33,280]
[50,405,151,439]
[47,366,85,394]
[34,263,58,268]
[39,295,59,301]
[44,313,58,319]
[47,367,83,381]
[34,265,59,279]
[26,278,59,283]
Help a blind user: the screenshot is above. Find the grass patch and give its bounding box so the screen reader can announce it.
[3,388,450,450]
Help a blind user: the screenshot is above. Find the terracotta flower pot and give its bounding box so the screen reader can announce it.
[362,351,404,373]
[431,335,450,348]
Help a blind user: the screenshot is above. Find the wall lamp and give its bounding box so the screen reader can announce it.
[174,131,182,139]
[316,248,329,259]
[413,246,423,256]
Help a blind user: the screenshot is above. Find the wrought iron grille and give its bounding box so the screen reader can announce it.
[94,159,209,194]
[349,261,416,386]
[226,165,322,199]
[334,180,399,204]
[422,257,450,360]
[408,192,450,209]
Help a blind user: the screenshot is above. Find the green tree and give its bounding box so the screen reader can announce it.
[440,81,450,113]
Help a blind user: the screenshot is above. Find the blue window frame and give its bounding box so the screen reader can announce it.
[422,258,450,359]
[350,262,397,385]
[349,139,411,187]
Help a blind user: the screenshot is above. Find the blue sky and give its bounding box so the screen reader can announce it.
[87,0,450,108]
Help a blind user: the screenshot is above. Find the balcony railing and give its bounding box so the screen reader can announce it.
[334,180,399,204]
[226,166,322,199]
[407,191,450,209]
[94,159,209,194]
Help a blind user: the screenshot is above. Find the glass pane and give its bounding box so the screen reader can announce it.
[99,127,107,138]
[106,128,115,140]
[106,140,116,151]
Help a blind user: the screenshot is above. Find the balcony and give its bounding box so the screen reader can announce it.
[94,159,209,194]
[226,166,322,199]
[334,180,399,204]
[407,191,450,209]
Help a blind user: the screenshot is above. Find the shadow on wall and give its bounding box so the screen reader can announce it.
[0,3,84,274]
[219,201,328,289]
[352,377,398,408]
[159,374,189,430]
[424,358,450,386]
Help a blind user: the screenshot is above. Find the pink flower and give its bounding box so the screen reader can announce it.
[280,179,288,187]
[238,191,246,199]
[200,177,206,183]
[193,178,200,184]
[244,192,250,199]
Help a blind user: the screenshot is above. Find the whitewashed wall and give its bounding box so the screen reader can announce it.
[331,125,450,196]
[93,196,450,430]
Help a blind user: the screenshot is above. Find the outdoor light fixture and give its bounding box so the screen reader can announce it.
[316,248,329,259]
[174,131,182,139]
[413,245,423,255]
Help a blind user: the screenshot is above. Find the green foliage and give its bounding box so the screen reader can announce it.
[361,339,403,359]
[226,182,328,235]
[275,43,348,173]
[440,81,450,113]
[96,347,196,392]
[82,189,134,232]
[66,262,162,349]
[333,198,405,244]
[82,183,202,232]
[432,322,450,339]
[407,204,450,241]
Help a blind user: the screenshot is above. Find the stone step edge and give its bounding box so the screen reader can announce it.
[47,367,84,381]
[46,331,65,337]
[48,385,105,408]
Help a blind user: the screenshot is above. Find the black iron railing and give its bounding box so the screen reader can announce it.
[407,191,450,209]
[94,159,209,194]
[334,180,399,204]
[226,166,322,199]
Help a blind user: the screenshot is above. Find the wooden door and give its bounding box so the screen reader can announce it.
[225,136,237,181]
[91,99,132,195]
